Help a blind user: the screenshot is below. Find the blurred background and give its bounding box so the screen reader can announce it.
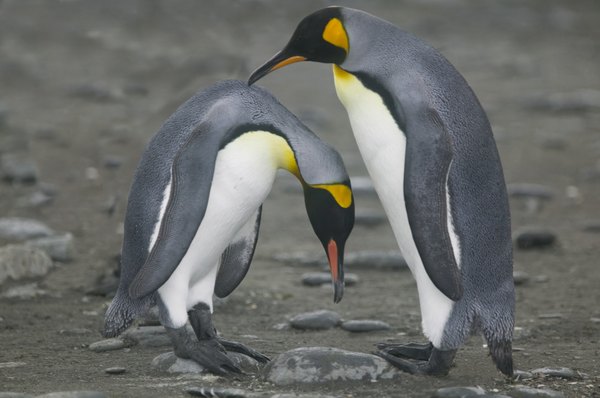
[0,1,599,397]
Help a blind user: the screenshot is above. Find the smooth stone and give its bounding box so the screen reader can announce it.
[431,386,487,397]
[122,326,171,347]
[507,183,554,200]
[301,272,359,287]
[1,282,48,299]
[0,393,34,398]
[0,245,54,285]
[345,250,407,269]
[513,370,534,380]
[0,218,53,241]
[533,275,549,283]
[514,229,556,250]
[26,233,74,262]
[35,392,107,398]
[354,208,387,227]
[102,155,123,169]
[591,317,600,323]
[0,154,38,183]
[340,320,391,333]
[289,310,341,330]
[263,346,400,385]
[513,271,530,285]
[104,367,126,375]
[185,387,248,398]
[88,338,128,352]
[507,386,565,398]
[582,221,600,233]
[152,351,260,374]
[530,367,584,380]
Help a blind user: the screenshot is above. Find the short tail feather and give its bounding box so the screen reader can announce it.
[102,291,152,338]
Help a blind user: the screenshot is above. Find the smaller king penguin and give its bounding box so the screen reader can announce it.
[103,80,355,375]
[249,7,515,376]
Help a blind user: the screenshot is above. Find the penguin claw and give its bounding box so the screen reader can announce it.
[375,349,425,375]
[375,345,456,376]
[375,341,433,361]
[176,338,243,377]
[219,338,270,363]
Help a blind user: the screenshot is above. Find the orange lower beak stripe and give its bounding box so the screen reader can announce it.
[327,239,338,281]
[271,55,307,72]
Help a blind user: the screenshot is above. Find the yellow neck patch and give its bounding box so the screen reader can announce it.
[323,18,349,52]
[312,183,353,208]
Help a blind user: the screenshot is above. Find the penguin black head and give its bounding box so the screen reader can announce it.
[303,181,354,303]
[248,7,348,85]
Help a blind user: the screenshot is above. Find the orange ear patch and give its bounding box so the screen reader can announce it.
[323,18,349,52]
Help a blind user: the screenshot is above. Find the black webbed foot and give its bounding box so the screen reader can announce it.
[375,342,456,376]
[219,338,270,363]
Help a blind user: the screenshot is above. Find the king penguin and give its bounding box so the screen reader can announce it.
[248,7,514,376]
[103,80,355,375]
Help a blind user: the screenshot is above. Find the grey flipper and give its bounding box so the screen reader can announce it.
[214,206,262,298]
[128,124,220,299]
[404,107,462,301]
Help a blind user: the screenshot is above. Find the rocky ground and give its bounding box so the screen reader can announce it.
[1,0,599,397]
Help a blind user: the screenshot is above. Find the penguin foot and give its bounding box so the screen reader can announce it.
[219,338,270,363]
[166,326,242,376]
[375,341,433,361]
[375,346,456,376]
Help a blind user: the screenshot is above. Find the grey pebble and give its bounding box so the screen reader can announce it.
[289,310,341,330]
[264,346,400,385]
[88,338,129,352]
[0,218,53,241]
[513,271,529,286]
[122,326,171,347]
[507,183,554,200]
[185,387,248,398]
[0,154,38,183]
[532,275,549,283]
[530,366,584,380]
[153,351,260,374]
[431,386,487,397]
[26,233,74,262]
[35,392,107,398]
[513,370,533,380]
[301,272,359,287]
[507,386,565,398]
[340,320,391,333]
[102,155,123,169]
[104,367,126,375]
[0,245,54,285]
[591,317,600,323]
[582,220,600,233]
[514,228,556,250]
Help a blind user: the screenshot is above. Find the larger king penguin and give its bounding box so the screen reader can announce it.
[249,7,514,376]
[103,80,354,375]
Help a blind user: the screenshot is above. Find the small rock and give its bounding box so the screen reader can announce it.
[345,250,407,269]
[103,155,123,169]
[533,275,549,283]
[152,351,260,374]
[340,320,391,333]
[88,338,129,352]
[590,317,600,323]
[104,367,126,375]
[513,271,530,286]
[272,323,290,331]
[0,245,54,285]
[289,310,341,330]
[508,386,565,398]
[514,229,556,250]
[185,387,248,398]
[0,362,27,369]
[301,272,359,287]
[513,370,533,380]
[35,392,107,398]
[263,346,400,385]
[0,218,53,241]
[582,221,600,233]
[431,386,487,397]
[530,367,584,380]
[0,154,38,183]
[507,183,554,200]
[1,282,48,299]
[354,208,387,227]
[122,326,170,347]
[26,233,74,262]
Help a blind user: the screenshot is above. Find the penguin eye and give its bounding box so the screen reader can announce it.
[322,18,349,53]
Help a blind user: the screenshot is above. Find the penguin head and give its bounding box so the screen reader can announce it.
[303,181,354,303]
[248,7,348,85]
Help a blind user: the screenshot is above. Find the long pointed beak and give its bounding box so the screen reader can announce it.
[248,50,306,85]
[327,239,344,303]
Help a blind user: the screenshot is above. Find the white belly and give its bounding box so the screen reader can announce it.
[334,67,454,346]
[156,132,282,328]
